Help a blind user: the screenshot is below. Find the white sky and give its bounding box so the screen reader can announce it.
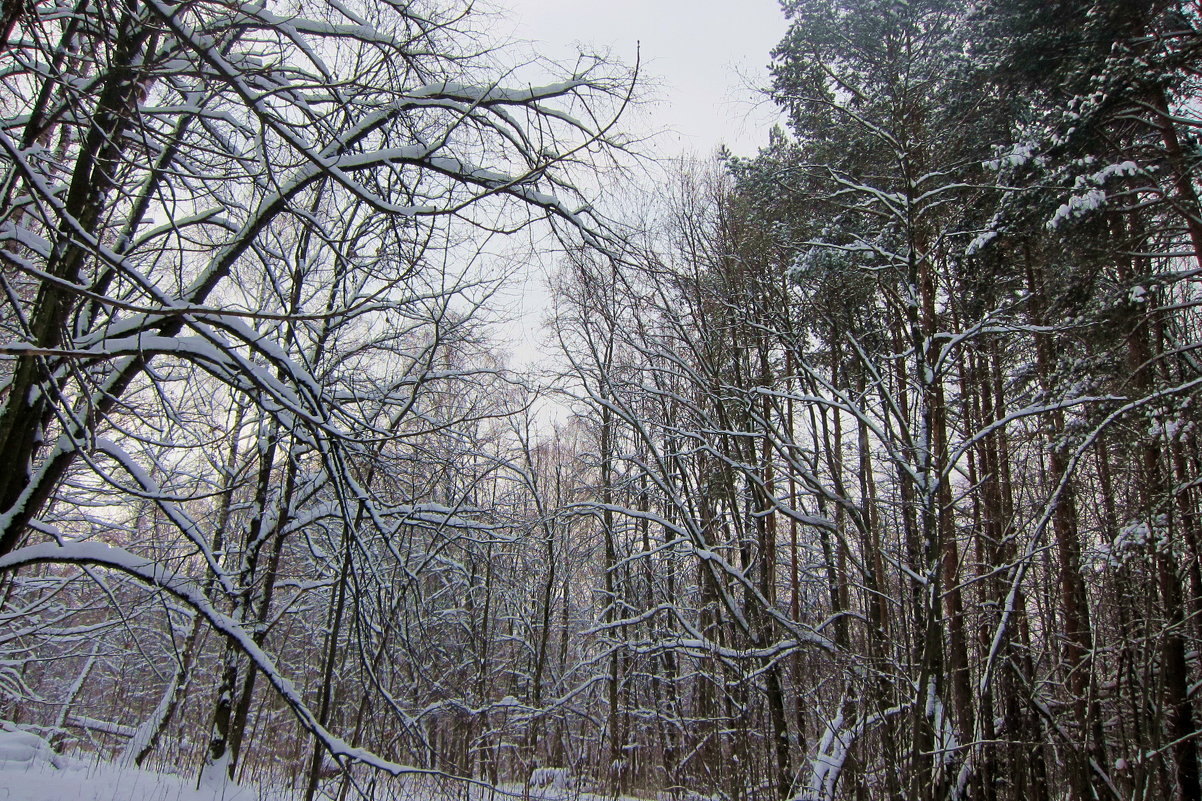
[497,0,787,157]
[486,0,789,376]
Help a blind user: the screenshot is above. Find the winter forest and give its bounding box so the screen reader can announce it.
[6,0,1202,800]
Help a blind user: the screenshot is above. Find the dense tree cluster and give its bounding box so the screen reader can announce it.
[553,1,1202,799]
[3,1,1202,801]
[0,0,630,796]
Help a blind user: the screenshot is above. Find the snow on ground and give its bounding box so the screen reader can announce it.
[0,728,283,801]
[0,727,650,801]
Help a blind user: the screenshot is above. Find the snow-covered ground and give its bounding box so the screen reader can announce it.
[0,727,637,801]
[0,728,283,801]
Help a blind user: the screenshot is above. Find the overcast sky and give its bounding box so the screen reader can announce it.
[487,1,789,374]
[497,0,787,158]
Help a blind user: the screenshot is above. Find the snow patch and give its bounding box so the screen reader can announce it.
[0,750,280,801]
[529,766,574,790]
[985,142,1036,171]
[0,727,64,770]
[965,230,997,255]
[1047,189,1107,228]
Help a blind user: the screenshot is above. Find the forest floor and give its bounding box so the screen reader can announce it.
[0,728,627,801]
[0,728,283,801]
[0,727,651,801]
